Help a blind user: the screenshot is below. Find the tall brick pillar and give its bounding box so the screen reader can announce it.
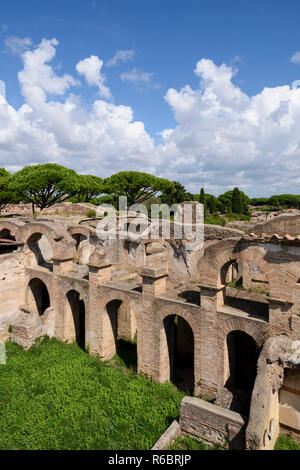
[142,266,168,297]
[198,284,224,399]
[87,250,112,355]
[52,256,74,341]
[139,266,168,380]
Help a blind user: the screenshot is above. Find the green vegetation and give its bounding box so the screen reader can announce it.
[160,181,193,206]
[169,435,219,450]
[0,338,184,450]
[85,209,97,218]
[0,162,254,223]
[0,168,19,214]
[204,212,250,226]
[75,174,103,203]
[10,164,80,213]
[102,171,174,206]
[251,194,300,210]
[218,188,250,215]
[274,434,300,450]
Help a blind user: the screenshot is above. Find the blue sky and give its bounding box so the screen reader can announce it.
[1,0,300,197]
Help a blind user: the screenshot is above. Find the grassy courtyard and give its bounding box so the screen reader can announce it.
[0,338,184,450]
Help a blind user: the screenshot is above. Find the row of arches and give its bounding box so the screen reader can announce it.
[27,278,86,348]
[0,223,89,271]
[26,276,260,415]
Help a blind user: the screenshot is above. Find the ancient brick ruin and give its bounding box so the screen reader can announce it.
[1,211,300,450]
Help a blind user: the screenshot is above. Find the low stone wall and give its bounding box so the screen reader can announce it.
[204,224,243,240]
[151,420,181,450]
[247,213,300,237]
[179,397,246,449]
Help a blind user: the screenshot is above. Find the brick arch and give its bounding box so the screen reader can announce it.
[26,276,51,316]
[96,291,141,361]
[198,239,299,302]
[26,271,53,311]
[63,287,87,348]
[156,303,200,336]
[60,281,89,307]
[0,221,22,241]
[60,281,89,343]
[26,269,53,288]
[155,304,200,388]
[21,223,75,263]
[217,317,266,387]
[21,223,62,248]
[198,239,269,287]
[99,291,141,322]
[69,226,91,239]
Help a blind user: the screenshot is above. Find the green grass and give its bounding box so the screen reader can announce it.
[169,436,219,450]
[0,338,185,450]
[204,212,250,227]
[275,434,300,450]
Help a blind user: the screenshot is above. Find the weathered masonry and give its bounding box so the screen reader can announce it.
[1,212,300,450]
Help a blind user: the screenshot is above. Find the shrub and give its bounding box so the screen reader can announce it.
[85,209,97,218]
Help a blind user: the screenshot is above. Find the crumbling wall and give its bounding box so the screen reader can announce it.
[246,337,300,450]
[248,214,300,237]
[280,369,300,434]
[0,251,24,340]
[179,397,246,449]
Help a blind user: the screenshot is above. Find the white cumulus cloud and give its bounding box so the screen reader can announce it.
[1,39,300,197]
[76,55,110,99]
[18,38,78,106]
[0,39,156,175]
[159,58,300,195]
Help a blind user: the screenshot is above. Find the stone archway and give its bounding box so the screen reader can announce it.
[156,305,199,393]
[217,318,265,415]
[64,290,86,350]
[162,314,194,392]
[105,298,137,369]
[26,233,53,269]
[225,330,259,415]
[0,228,18,254]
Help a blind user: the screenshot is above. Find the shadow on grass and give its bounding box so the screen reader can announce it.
[116,338,137,371]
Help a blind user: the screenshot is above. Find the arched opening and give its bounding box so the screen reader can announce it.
[65,290,86,350]
[27,233,53,270]
[27,278,50,316]
[220,259,269,321]
[221,260,242,287]
[0,229,18,254]
[163,315,194,393]
[71,233,90,265]
[225,330,259,415]
[106,299,137,370]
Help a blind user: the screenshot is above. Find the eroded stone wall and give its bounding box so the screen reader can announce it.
[0,251,24,340]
